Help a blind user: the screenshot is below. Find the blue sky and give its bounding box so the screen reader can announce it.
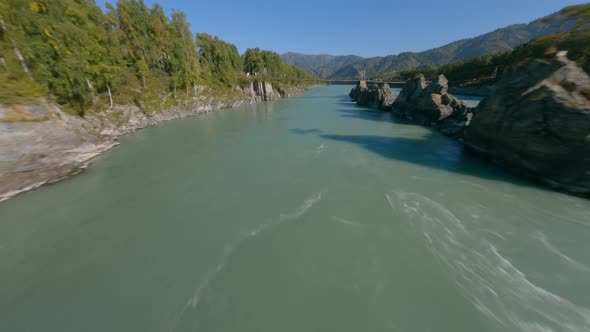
[96,0,587,57]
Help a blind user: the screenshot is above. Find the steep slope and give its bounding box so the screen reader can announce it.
[285,10,578,79]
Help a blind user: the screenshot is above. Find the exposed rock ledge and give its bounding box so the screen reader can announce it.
[464,52,590,193]
[349,81,395,110]
[392,74,468,126]
[0,82,304,203]
[350,75,471,138]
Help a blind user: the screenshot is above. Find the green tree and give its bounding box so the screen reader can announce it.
[242,48,263,75]
[168,11,199,93]
[196,33,241,86]
[0,0,318,113]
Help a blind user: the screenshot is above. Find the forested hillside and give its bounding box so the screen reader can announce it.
[0,0,314,115]
[378,5,590,86]
[283,8,579,79]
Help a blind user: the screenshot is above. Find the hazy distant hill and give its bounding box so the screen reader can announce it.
[280,53,364,78]
[282,10,578,79]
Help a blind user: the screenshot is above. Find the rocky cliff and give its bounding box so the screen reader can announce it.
[0,82,301,202]
[349,81,396,110]
[240,81,287,101]
[464,52,590,193]
[391,74,468,124]
[349,76,471,137]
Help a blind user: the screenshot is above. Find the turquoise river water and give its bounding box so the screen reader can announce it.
[1,85,590,332]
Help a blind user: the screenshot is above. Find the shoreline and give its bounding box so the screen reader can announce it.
[0,85,312,204]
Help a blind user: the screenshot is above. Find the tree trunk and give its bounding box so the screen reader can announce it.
[86,78,96,105]
[0,19,31,77]
[0,56,7,71]
[13,46,29,75]
[106,79,113,109]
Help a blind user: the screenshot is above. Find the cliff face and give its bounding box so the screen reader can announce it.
[240,81,286,101]
[464,52,590,193]
[0,82,298,202]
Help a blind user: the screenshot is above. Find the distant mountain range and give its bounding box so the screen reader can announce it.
[282,10,578,79]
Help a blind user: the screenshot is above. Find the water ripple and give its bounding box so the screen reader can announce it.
[531,232,590,273]
[331,216,363,227]
[386,191,590,332]
[170,191,323,331]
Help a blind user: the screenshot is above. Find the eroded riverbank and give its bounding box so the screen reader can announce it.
[0,83,308,203]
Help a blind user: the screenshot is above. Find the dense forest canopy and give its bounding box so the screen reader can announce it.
[0,0,315,114]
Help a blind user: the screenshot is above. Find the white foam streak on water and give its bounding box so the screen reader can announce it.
[531,232,590,273]
[171,192,323,330]
[331,216,363,227]
[386,191,590,332]
[482,229,507,241]
[279,192,322,221]
[314,143,327,157]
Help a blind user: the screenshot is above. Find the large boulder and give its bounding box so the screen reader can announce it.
[394,74,426,105]
[436,108,474,139]
[349,81,396,110]
[349,80,368,100]
[392,74,467,124]
[464,52,590,193]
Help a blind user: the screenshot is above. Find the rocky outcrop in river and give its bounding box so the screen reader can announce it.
[349,81,395,110]
[349,80,368,101]
[0,82,303,203]
[349,76,473,137]
[464,52,590,193]
[391,74,468,125]
[348,53,590,194]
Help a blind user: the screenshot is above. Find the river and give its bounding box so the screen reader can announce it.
[1,85,589,332]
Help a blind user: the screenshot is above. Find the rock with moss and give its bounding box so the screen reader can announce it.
[464,52,590,193]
